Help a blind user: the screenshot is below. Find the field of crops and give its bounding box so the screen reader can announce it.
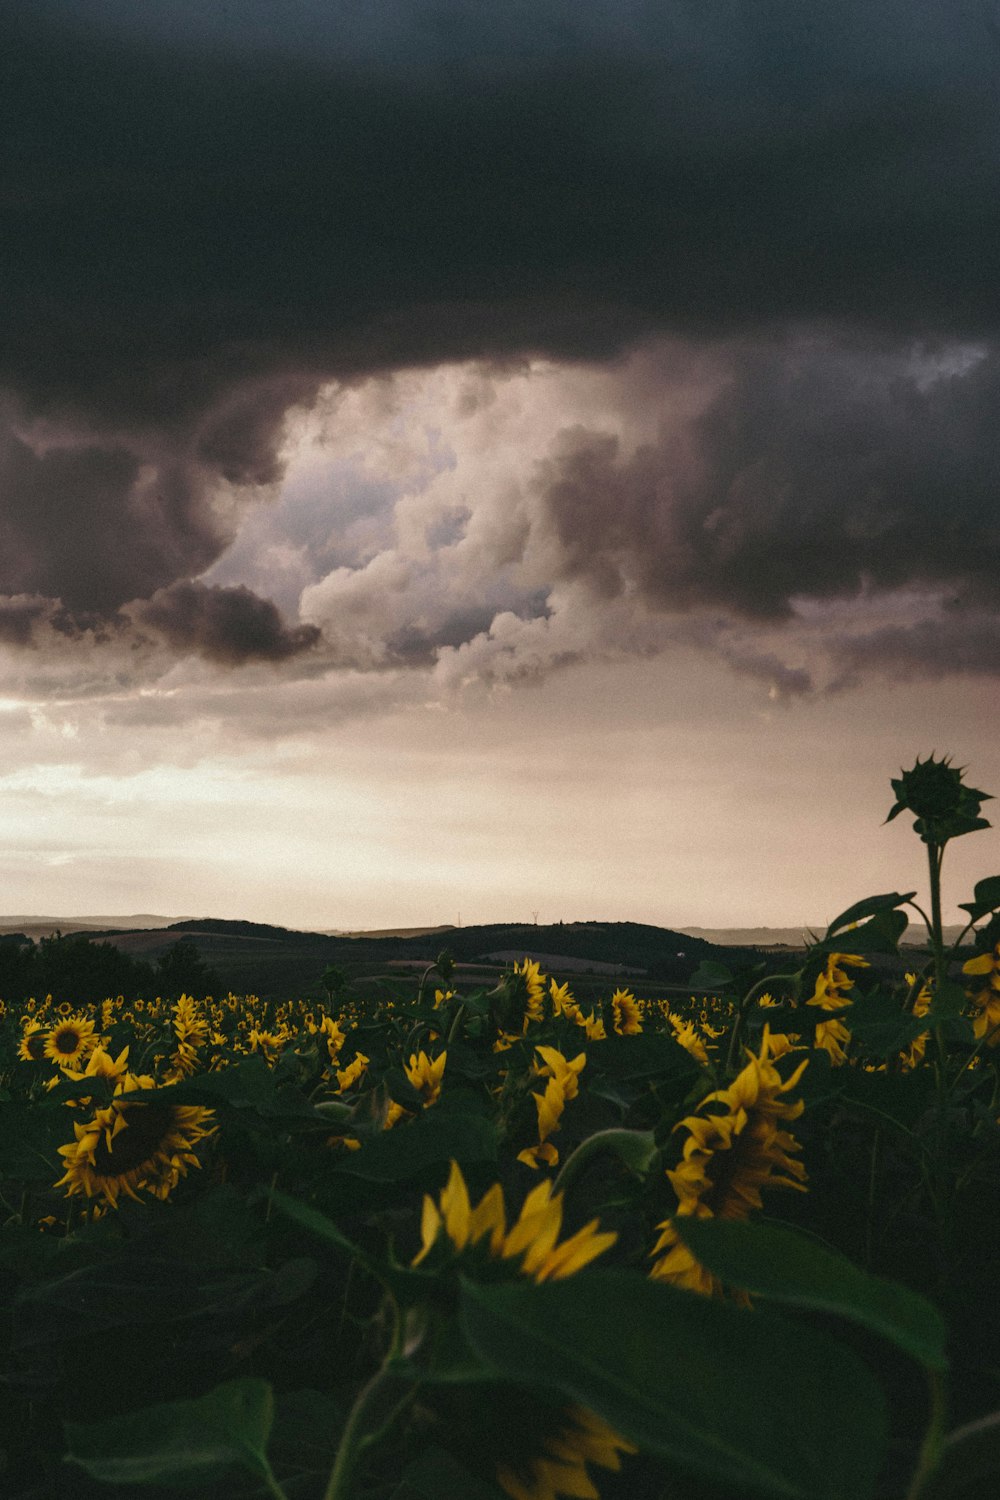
[2,757,999,1500]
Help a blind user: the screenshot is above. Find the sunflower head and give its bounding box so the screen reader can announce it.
[54,1074,216,1209]
[413,1161,616,1284]
[651,1028,808,1295]
[610,988,643,1035]
[886,754,992,844]
[17,1022,49,1063]
[43,1014,99,1070]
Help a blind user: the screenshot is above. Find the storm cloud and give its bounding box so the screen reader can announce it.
[537,341,1000,621]
[3,1,1000,688]
[135,581,321,667]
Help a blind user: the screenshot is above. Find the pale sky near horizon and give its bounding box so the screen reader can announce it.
[3,2,1000,930]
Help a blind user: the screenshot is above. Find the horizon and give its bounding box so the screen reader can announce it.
[3,3,999,929]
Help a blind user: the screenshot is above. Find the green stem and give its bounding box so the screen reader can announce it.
[927,841,946,990]
[905,1369,947,1500]
[323,1301,418,1500]
[553,1128,658,1195]
[724,972,801,1074]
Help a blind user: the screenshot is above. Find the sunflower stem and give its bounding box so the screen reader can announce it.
[323,1353,408,1500]
[904,1369,947,1500]
[724,972,800,1074]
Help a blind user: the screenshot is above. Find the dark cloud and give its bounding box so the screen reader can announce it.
[135,582,321,666]
[538,343,1000,621]
[829,611,1000,690]
[5,1,1000,421]
[0,596,50,648]
[3,1,1000,676]
[0,420,224,613]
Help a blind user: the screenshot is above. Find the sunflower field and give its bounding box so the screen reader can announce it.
[2,757,1000,1500]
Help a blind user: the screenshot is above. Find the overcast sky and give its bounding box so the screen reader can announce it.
[2,0,999,930]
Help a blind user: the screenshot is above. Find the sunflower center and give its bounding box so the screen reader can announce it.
[27,1034,47,1060]
[92,1102,176,1177]
[54,1029,82,1054]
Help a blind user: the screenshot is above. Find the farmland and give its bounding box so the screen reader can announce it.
[0,758,998,1499]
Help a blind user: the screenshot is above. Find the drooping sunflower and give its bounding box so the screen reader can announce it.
[55,1073,216,1208]
[43,1014,99,1069]
[650,1027,808,1296]
[413,1160,616,1282]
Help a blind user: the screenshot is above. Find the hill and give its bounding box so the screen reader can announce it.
[3,916,741,1003]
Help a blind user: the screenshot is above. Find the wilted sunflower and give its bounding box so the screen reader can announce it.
[43,1014,99,1069]
[651,1027,808,1296]
[414,1160,616,1282]
[55,1073,216,1208]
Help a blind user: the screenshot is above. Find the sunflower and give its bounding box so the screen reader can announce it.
[650,1027,808,1296]
[962,943,1000,1047]
[413,1160,616,1282]
[335,1050,369,1093]
[514,959,547,1024]
[43,1014,99,1069]
[17,1021,48,1062]
[497,1405,637,1500]
[805,951,867,1066]
[54,1073,216,1208]
[669,1015,712,1065]
[404,1049,447,1106]
[169,995,209,1079]
[517,1047,586,1170]
[610,988,643,1035]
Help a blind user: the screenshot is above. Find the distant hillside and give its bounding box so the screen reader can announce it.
[0,914,186,939]
[2,915,742,1001]
[682,923,967,948]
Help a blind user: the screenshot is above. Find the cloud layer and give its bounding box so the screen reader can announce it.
[3,2,1000,695]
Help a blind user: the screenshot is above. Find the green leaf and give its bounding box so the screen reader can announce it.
[64,1378,277,1489]
[815,907,908,955]
[395,1445,504,1500]
[13,1255,266,1349]
[554,1129,659,1193]
[926,982,968,1023]
[847,991,928,1056]
[689,960,735,990]
[332,1109,497,1181]
[592,1029,700,1083]
[460,1270,887,1499]
[825,892,917,940]
[928,1410,1000,1498]
[958,875,1000,923]
[674,1217,947,1372]
[0,1100,69,1181]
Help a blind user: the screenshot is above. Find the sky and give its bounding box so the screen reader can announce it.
[2,0,1000,931]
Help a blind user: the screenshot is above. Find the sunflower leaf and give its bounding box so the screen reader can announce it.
[825,892,917,939]
[957,875,1000,922]
[674,1216,948,1371]
[460,1270,887,1499]
[64,1377,277,1488]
